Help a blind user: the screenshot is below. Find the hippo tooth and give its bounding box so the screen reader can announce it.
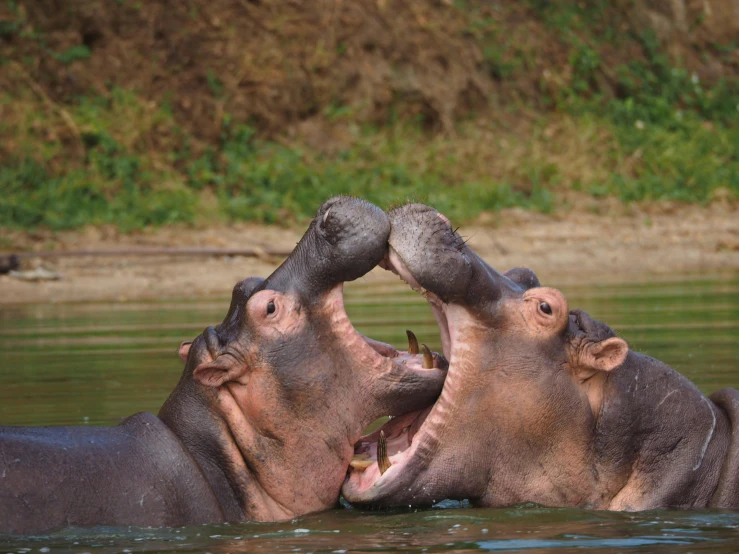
[421,344,434,369]
[350,454,374,470]
[378,430,391,475]
[406,329,419,355]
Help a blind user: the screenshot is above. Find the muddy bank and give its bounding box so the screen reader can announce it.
[1,203,737,305]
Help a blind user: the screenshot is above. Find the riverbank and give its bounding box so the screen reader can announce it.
[1,201,736,305]
[2,2,737,234]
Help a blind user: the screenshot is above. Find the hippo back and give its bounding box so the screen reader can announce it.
[710,388,739,507]
[0,412,223,534]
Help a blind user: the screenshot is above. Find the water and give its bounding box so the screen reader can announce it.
[0,274,737,552]
[1,507,738,553]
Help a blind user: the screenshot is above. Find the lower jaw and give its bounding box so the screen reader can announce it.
[356,405,431,451]
[347,404,433,494]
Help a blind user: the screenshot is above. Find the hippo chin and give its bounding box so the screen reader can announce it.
[0,197,446,534]
[342,203,739,511]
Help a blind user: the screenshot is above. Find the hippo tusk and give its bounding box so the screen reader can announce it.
[406,329,419,355]
[421,344,434,369]
[378,430,391,475]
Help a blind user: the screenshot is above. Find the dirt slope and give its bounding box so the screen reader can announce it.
[2,0,736,157]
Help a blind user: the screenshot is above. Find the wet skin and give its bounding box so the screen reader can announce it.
[0,197,446,534]
[342,203,739,511]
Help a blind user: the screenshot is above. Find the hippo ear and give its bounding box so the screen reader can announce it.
[575,337,629,377]
[178,341,192,362]
[193,356,247,387]
[504,267,540,290]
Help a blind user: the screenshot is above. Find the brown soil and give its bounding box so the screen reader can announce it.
[2,0,736,164]
[2,203,736,305]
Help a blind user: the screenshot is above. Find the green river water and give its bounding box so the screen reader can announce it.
[0,274,737,553]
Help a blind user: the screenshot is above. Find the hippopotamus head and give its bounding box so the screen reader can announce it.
[343,203,738,511]
[341,203,635,507]
[161,197,447,521]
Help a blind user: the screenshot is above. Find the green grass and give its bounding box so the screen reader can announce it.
[0,111,554,229]
[593,33,738,203]
[183,117,554,225]
[0,3,737,232]
[1,76,735,231]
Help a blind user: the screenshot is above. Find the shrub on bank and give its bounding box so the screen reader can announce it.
[0,2,736,231]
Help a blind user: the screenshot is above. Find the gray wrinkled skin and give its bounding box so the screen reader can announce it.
[342,203,739,511]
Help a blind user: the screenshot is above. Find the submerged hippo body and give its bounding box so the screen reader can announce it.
[0,197,446,534]
[0,414,224,529]
[342,203,739,511]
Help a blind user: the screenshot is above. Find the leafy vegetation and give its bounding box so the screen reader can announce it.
[0,94,555,229]
[569,30,738,203]
[0,1,736,231]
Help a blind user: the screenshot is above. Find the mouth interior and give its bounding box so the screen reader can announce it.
[348,247,452,490]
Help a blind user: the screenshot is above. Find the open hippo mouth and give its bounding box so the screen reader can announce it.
[346,245,452,489]
[337,246,450,454]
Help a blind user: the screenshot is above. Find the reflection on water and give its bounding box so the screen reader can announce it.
[1,505,738,553]
[0,274,737,552]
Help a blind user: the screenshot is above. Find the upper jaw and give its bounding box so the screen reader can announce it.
[386,203,476,305]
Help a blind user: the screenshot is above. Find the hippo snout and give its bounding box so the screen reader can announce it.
[315,196,391,282]
[266,196,391,296]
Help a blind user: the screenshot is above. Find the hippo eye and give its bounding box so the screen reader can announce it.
[539,301,552,315]
[267,300,276,315]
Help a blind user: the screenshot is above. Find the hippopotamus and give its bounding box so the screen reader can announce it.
[342,203,739,511]
[0,197,447,534]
